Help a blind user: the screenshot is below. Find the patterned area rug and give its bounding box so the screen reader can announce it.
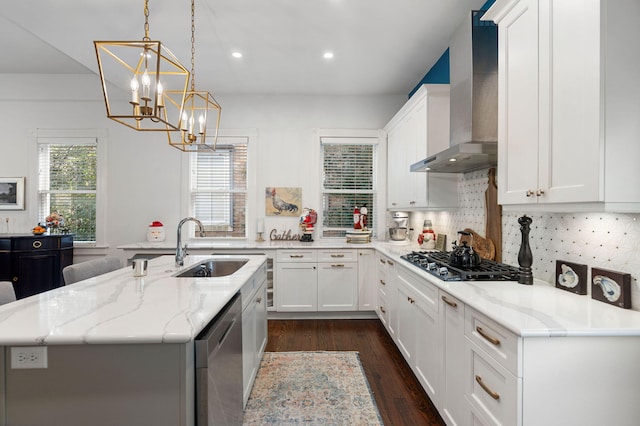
[243,351,384,425]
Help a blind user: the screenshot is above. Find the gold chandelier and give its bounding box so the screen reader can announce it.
[167,0,221,151]
[94,0,190,131]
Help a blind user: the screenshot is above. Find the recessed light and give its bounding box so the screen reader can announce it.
[448,158,457,162]
[232,51,243,59]
[323,52,334,59]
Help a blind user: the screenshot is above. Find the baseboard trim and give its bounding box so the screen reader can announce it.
[268,311,378,320]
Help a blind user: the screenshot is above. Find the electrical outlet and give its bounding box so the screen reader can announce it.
[11,346,48,369]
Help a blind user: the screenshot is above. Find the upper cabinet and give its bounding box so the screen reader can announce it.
[385,84,458,210]
[485,0,640,211]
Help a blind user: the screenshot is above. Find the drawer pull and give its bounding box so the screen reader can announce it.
[476,326,501,346]
[441,295,458,308]
[407,297,415,304]
[386,260,394,266]
[331,264,345,268]
[289,254,304,258]
[33,240,42,249]
[476,375,500,400]
[256,297,262,304]
[379,279,386,286]
[330,254,345,258]
[380,306,386,313]
[379,258,386,264]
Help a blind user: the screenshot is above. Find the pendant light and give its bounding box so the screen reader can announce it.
[94,0,190,131]
[166,0,221,152]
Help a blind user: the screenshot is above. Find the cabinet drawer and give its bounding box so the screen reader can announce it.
[13,237,58,251]
[397,263,438,313]
[465,308,519,376]
[466,339,519,426]
[276,250,317,262]
[377,289,389,327]
[317,249,357,262]
[377,271,389,297]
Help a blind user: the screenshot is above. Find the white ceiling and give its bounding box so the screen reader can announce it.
[0,0,486,96]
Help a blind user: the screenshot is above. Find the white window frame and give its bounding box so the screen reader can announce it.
[318,129,382,239]
[181,129,257,239]
[31,129,107,247]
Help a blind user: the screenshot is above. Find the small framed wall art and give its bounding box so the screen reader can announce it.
[0,177,25,210]
[555,260,587,295]
[265,187,301,217]
[591,267,631,309]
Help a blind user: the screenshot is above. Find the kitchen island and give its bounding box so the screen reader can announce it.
[0,254,267,426]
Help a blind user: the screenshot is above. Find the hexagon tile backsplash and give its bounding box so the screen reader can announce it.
[410,169,640,312]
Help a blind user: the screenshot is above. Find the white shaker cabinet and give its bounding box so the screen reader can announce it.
[486,0,640,211]
[317,249,358,311]
[375,252,398,339]
[465,307,519,426]
[242,265,268,406]
[275,250,317,312]
[385,84,458,210]
[357,249,376,311]
[275,249,359,312]
[439,290,469,426]
[395,264,440,404]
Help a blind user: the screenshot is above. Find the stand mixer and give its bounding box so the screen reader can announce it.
[389,212,409,242]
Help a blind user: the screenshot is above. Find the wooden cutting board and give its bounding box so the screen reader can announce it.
[461,229,496,261]
[485,168,502,262]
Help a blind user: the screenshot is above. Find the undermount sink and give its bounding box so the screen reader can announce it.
[174,259,248,278]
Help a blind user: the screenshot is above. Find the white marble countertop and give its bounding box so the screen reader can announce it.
[118,239,640,337]
[3,238,638,346]
[0,254,267,346]
[374,243,640,338]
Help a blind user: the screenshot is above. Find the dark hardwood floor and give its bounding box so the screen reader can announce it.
[265,319,445,426]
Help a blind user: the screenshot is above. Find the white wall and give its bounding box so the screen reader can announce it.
[0,73,405,255]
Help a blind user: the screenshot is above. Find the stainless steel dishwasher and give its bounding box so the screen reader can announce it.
[195,293,243,425]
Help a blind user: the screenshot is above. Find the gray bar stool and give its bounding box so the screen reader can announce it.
[62,256,122,285]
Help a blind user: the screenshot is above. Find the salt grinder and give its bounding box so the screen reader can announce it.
[517,215,533,285]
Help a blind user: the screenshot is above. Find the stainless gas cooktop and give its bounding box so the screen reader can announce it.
[401,251,519,282]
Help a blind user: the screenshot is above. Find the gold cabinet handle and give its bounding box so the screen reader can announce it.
[526,189,534,197]
[476,326,501,346]
[441,295,457,308]
[289,254,304,258]
[536,189,545,196]
[330,254,345,258]
[331,264,345,268]
[476,375,500,400]
[379,279,386,286]
[380,306,386,313]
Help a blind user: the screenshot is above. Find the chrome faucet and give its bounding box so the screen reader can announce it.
[176,217,205,266]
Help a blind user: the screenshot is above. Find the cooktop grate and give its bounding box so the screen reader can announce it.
[401,251,519,281]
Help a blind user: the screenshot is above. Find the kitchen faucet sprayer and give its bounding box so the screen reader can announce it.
[176,217,205,266]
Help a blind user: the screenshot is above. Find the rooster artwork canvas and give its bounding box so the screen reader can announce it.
[265,187,301,216]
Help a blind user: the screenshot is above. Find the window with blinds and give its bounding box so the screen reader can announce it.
[321,138,376,238]
[191,140,247,237]
[38,140,97,242]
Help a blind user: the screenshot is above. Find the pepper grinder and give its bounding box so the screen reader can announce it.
[517,215,533,285]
